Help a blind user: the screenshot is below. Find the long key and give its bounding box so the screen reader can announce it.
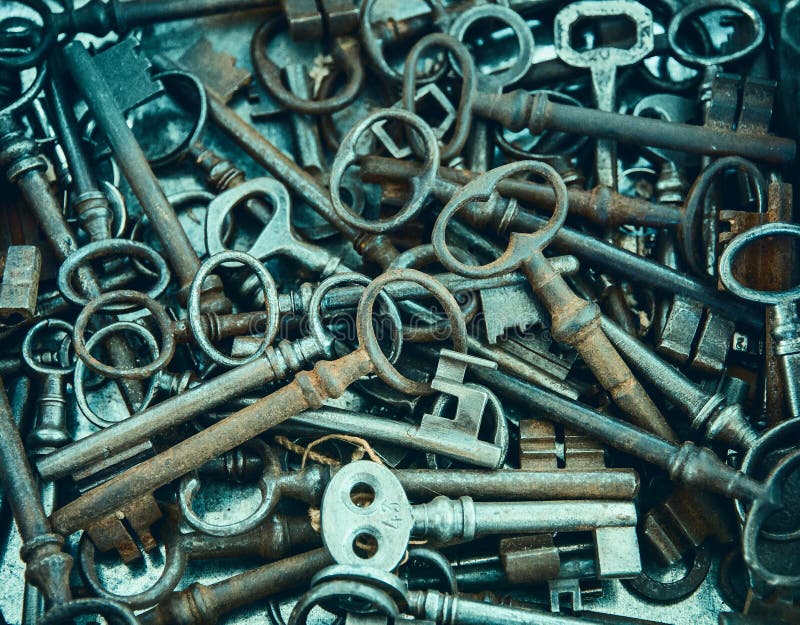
[462,355,767,503]
[476,89,796,164]
[362,156,682,229]
[0,377,72,606]
[61,41,230,311]
[48,269,467,535]
[203,459,641,511]
[432,162,676,441]
[359,155,762,328]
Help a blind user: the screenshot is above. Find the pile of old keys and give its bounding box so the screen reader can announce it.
[1,1,800,624]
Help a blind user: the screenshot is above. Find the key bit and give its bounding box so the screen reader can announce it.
[93,36,164,113]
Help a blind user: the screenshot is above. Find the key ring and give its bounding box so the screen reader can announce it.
[77,517,188,609]
[177,439,277,537]
[144,69,208,169]
[0,0,54,71]
[73,321,160,429]
[448,4,534,93]
[289,578,400,625]
[37,598,139,625]
[389,244,480,344]
[22,318,74,376]
[73,290,176,380]
[719,222,800,306]
[742,448,800,588]
[668,0,765,67]
[402,33,475,162]
[0,55,47,118]
[308,272,403,364]
[330,109,439,233]
[188,251,280,367]
[402,547,458,595]
[251,16,363,115]
[431,161,569,279]
[57,239,171,308]
[356,269,467,396]
[735,417,800,541]
[131,190,217,278]
[306,565,409,619]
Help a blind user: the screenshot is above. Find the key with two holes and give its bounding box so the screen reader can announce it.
[47,269,466,537]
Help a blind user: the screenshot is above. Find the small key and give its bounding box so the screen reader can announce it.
[554,0,654,188]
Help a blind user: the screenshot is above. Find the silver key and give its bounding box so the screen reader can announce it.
[555,0,654,189]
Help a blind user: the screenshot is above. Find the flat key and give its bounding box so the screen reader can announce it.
[554,0,654,188]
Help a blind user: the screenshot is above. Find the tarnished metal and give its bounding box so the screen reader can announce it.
[0,3,797,622]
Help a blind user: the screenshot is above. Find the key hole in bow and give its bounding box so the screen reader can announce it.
[220,193,276,252]
[460,17,522,77]
[350,482,376,508]
[568,15,639,53]
[190,479,265,526]
[352,530,379,559]
[672,6,758,59]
